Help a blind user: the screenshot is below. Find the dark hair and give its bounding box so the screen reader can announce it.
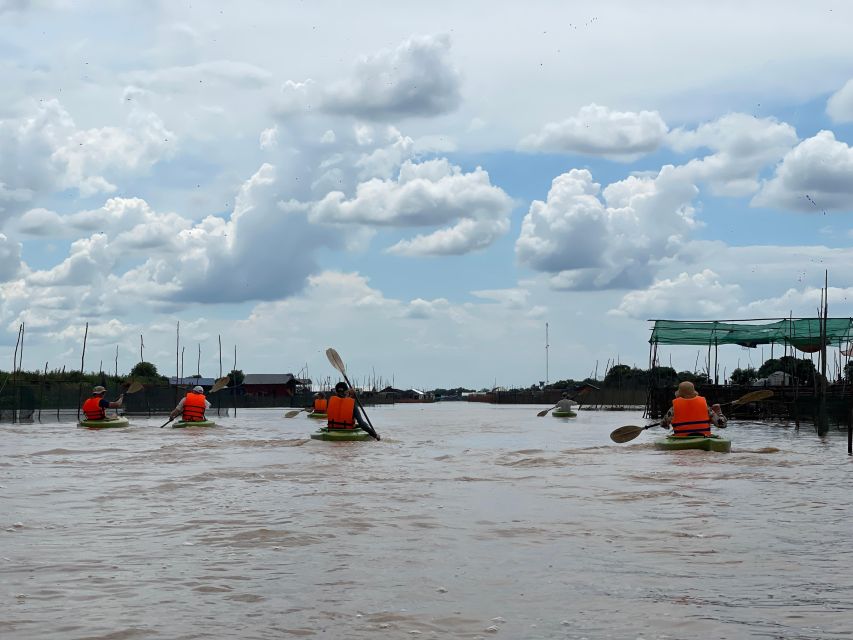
[335,382,348,391]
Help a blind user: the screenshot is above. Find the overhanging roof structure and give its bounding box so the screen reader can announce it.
[649,318,853,351]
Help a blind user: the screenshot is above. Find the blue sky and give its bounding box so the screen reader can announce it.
[3,1,853,388]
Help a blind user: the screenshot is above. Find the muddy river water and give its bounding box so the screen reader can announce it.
[2,404,851,639]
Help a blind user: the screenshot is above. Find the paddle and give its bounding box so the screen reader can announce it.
[159,417,176,429]
[609,389,775,443]
[284,408,309,418]
[325,348,380,441]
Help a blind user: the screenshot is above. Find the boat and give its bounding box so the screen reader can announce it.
[552,410,577,418]
[307,412,327,419]
[654,434,731,453]
[310,427,372,442]
[172,419,217,428]
[78,416,130,429]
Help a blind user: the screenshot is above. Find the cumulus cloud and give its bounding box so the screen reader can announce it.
[0,99,175,218]
[752,130,853,212]
[310,158,513,256]
[515,166,698,290]
[669,113,798,197]
[611,269,741,319]
[520,104,668,161]
[827,78,853,123]
[321,34,461,120]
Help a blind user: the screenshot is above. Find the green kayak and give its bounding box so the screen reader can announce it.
[307,412,327,419]
[655,434,731,453]
[172,419,217,428]
[310,427,372,442]
[78,416,130,429]
[553,410,577,418]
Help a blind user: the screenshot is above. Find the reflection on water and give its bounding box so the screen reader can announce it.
[2,405,851,639]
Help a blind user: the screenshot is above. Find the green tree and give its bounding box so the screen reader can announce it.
[228,369,245,386]
[130,361,159,379]
[677,371,710,385]
[729,367,758,386]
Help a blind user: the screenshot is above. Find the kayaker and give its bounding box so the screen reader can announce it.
[661,381,727,437]
[169,385,211,422]
[555,392,577,413]
[82,385,124,421]
[327,381,369,430]
[313,392,328,414]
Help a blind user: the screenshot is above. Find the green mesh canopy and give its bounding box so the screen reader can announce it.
[650,318,853,350]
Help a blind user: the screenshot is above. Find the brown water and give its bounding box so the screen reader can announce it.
[1,404,851,639]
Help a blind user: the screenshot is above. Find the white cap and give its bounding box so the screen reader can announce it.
[192,385,204,393]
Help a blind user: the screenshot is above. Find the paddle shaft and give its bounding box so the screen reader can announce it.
[159,417,175,428]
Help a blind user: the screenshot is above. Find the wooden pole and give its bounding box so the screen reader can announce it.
[77,322,88,421]
[232,344,237,417]
[140,334,144,363]
[115,345,118,380]
[818,271,829,436]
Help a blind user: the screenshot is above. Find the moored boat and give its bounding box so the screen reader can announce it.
[310,427,372,442]
[654,434,731,453]
[78,416,130,429]
[172,419,217,428]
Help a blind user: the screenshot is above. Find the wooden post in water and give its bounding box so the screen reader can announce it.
[818,273,829,436]
[77,322,88,422]
[232,344,237,418]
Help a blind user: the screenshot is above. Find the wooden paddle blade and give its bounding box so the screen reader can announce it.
[536,409,550,417]
[284,410,301,418]
[325,348,345,375]
[732,389,774,406]
[609,425,644,443]
[209,376,230,393]
[125,381,144,394]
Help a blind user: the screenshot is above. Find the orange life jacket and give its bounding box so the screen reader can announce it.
[313,398,327,413]
[327,395,355,429]
[82,396,106,420]
[671,396,711,437]
[182,392,207,421]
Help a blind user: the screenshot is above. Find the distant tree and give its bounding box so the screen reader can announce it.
[228,369,245,386]
[130,361,159,379]
[677,371,710,385]
[758,356,815,384]
[649,366,678,387]
[845,362,853,382]
[729,367,758,386]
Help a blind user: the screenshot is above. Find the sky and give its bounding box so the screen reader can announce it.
[3,0,853,390]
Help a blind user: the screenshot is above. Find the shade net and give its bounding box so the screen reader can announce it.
[650,318,853,350]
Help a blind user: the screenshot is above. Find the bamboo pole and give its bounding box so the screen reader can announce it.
[77,322,88,421]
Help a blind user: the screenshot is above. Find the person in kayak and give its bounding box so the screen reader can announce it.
[312,392,328,414]
[661,381,727,437]
[82,385,125,421]
[327,381,369,430]
[169,385,211,422]
[555,392,577,413]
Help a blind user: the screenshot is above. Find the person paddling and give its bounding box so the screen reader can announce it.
[312,392,328,414]
[82,385,124,421]
[661,381,727,437]
[327,381,369,431]
[169,385,210,423]
[555,392,577,413]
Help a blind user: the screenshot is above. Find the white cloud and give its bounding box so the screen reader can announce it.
[752,130,853,212]
[0,233,22,282]
[611,269,741,319]
[0,99,175,217]
[259,125,278,150]
[310,158,513,256]
[521,104,668,161]
[404,297,450,319]
[123,60,272,92]
[16,207,63,235]
[515,166,698,290]
[669,113,798,197]
[827,78,853,123]
[321,34,461,120]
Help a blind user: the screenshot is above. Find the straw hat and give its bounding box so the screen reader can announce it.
[675,381,698,399]
[92,385,106,394]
